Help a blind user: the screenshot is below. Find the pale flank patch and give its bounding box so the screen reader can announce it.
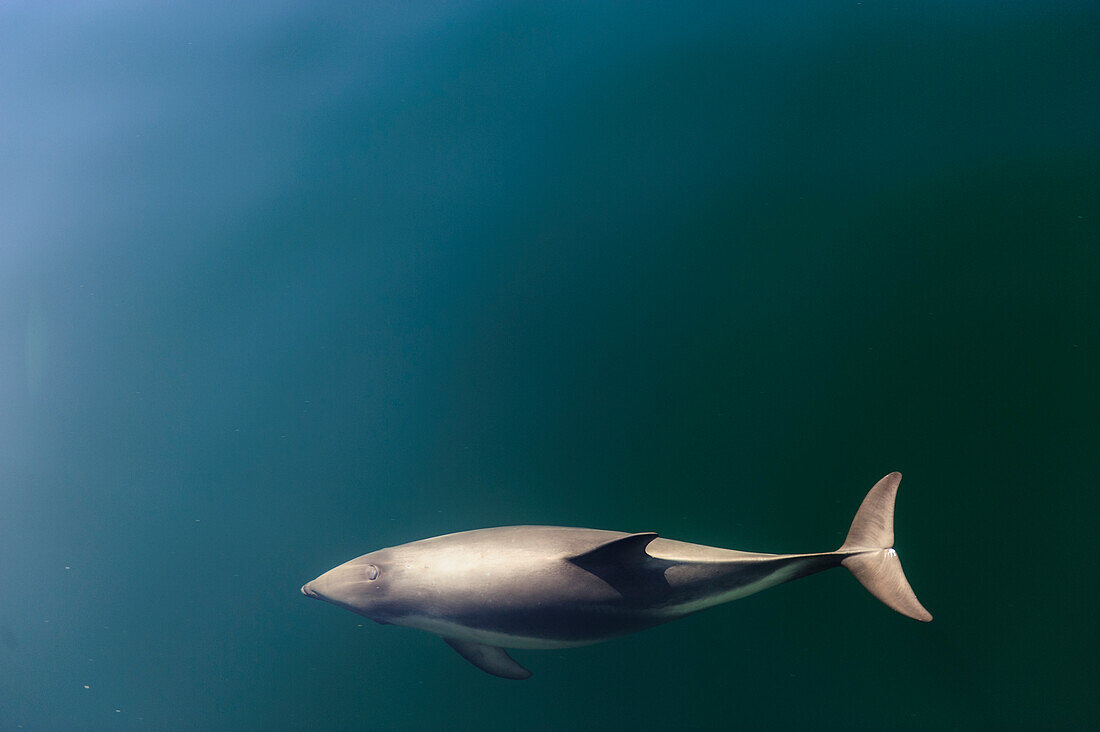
[653,563,803,617]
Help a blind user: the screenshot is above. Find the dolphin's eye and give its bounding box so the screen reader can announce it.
[365,564,379,581]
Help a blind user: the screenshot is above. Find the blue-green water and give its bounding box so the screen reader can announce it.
[2,2,1097,729]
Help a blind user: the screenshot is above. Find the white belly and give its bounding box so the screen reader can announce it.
[396,615,598,650]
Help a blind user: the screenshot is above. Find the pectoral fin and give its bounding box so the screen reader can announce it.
[443,638,532,680]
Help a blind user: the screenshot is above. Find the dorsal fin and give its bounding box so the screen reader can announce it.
[566,532,658,567]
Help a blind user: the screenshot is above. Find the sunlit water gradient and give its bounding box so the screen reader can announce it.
[1,2,1097,729]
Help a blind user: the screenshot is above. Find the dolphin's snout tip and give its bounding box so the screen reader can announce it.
[301,583,313,597]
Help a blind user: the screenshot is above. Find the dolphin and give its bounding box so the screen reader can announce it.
[301,472,931,679]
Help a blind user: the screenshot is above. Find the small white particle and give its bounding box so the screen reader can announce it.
[115,709,121,713]
[65,566,71,570]
[83,685,90,689]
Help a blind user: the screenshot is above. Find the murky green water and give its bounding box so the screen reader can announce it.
[1,2,1097,729]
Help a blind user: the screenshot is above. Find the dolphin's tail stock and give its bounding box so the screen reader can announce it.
[837,473,932,622]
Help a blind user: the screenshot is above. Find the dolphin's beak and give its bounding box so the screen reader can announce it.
[301,582,316,598]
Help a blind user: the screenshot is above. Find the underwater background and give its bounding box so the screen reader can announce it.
[1,2,1097,729]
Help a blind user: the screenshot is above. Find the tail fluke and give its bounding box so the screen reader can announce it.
[839,472,932,622]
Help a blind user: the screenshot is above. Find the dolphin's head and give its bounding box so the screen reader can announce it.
[301,552,393,622]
